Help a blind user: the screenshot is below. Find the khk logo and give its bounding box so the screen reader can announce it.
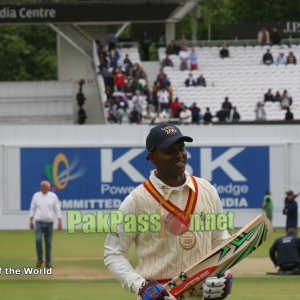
[44,153,86,191]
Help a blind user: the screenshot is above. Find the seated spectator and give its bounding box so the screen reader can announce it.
[203,107,213,124]
[132,76,144,93]
[215,107,227,122]
[171,96,181,118]
[276,52,287,65]
[285,107,294,121]
[255,101,266,120]
[286,51,297,64]
[262,49,274,65]
[196,74,207,87]
[270,27,282,45]
[185,73,196,87]
[178,46,189,71]
[114,68,126,92]
[157,87,170,112]
[219,43,230,59]
[161,54,174,68]
[166,82,173,105]
[189,47,198,70]
[132,90,145,115]
[269,228,300,275]
[166,40,180,55]
[129,106,142,124]
[179,104,192,124]
[232,107,241,122]
[156,32,166,48]
[257,25,270,45]
[274,91,282,102]
[132,63,147,81]
[156,69,169,89]
[221,96,232,120]
[78,107,87,125]
[108,45,120,68]
[123,54,133,74]
[280,90,293,109]
[115,101,127,124]
[264,89,274,102]
[189,102,200,124]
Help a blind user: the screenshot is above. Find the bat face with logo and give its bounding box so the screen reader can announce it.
[164,214,273,299]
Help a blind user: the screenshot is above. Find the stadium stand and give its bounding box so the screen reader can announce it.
[0,81,74,124]
[158,44,300,121]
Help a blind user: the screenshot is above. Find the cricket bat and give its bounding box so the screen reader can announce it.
[164,214,273,299]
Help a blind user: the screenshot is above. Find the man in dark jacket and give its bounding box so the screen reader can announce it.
[269,228,300,274]
[283,191,299,233]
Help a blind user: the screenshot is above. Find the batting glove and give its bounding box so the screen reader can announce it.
[203,271,233,300]
[138,280,176,300]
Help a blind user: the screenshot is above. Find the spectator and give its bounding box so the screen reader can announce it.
[283,191,300,233]
[184,73,196,87]
[156,69,169,89]
[178,46,189,71]
[270,27,282,45]
[257,25,270,45]
[276,52,287,65]
[215,107,228,122]
[156,32,166,48]
[262,190,274,224]
[189,102,200,124]
[255,101,266,121]
[179,104,192,124]
[196,74,207,87]
[76,91,86,107]
[286,51,297,64]
[171,96,181,118]
[189,47,198,70]
[29,180,62,268]
[132,90,145,116]
[221,96,232,120]
[264,89,274,102]
[274,91,282,102]
[123,54,133,74]
[262,49,274,65]
[160,54,174,68]
[108,45,120,68]
[157,87,169,112]
[78,107,87,125]
[106,30,118,51]
[285,107,294,121]
[219,43,230,59]
[280,90,292,109]
[203,107,213,124]
[231,106,241,122]
[132,76,144,93]
[141,31,151,61]
[129,106,142,124]
[114,68,126,92]
[166,40,179,55]
[269,228,300,275]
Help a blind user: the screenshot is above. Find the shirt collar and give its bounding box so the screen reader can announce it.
[149,169,196,199]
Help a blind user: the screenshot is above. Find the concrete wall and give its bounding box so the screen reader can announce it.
[0,124,299,230]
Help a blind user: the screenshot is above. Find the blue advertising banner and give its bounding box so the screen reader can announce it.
[21,146,269,210]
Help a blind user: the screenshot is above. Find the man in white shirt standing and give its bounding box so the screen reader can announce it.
[29,180,62,268]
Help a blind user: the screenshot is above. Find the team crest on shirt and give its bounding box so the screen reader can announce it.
[179,231,196,250]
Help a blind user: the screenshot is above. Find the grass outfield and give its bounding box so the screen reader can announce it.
[0,229,298,299]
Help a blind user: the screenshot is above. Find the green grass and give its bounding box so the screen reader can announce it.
[0,228,296,300]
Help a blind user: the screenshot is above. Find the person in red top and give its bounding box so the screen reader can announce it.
[171,97,181,118]
[114,68,126,92]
